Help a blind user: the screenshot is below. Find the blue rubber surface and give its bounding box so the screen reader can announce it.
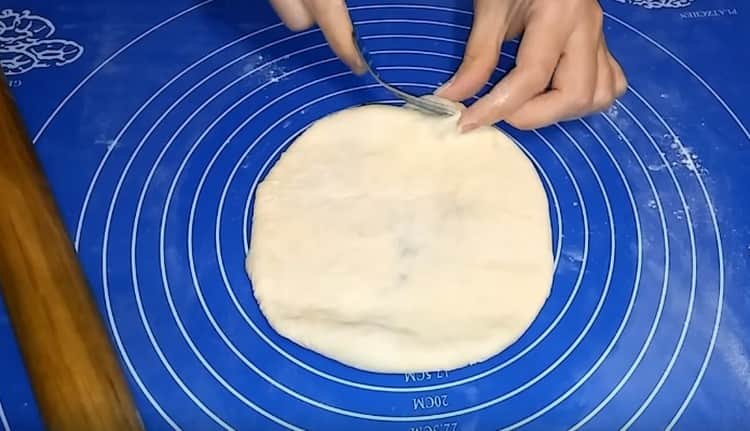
[1,1,749,430]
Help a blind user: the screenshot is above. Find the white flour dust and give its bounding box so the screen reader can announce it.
[94,138,119,150]
[657,133,706,175]
[242,53,288,84]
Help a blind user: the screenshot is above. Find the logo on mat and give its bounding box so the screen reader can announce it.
[613,0,693,8]
[0,9,83,76]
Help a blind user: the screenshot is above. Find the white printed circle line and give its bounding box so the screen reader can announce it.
[92,34,591,422]
[354,3,472,15]
[124,53,347,431]
[98,49,313,431]
[602,13,728,429]
[184,19,724,428]
[74,4,221,430]
[65,9,491,428]
[499,15,729,429]
[236,60,589,392]
[229,71,582,393]
[202,64,576,395]
[186,78,603,420]
[117,33,481,427]
[0,400,10,431]
[90,23,378,431]
[74,13,491,264]
[117,31,574,396]
[622,85,711,429]
[101,33,607,424]
[78,8,510,263]
[215,59,584,393]
[26,1,729,428]
[94,27,328,431]
[73,23,307,247]
[156,52,609,420]
[31,0,216,144]
[568,99,678,429]
[27,2,476,146]
[499,112,672,430]
[30,13,557,425]
[90,22,524,398]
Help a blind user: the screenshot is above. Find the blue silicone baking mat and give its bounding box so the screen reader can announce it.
[1,0,748,429]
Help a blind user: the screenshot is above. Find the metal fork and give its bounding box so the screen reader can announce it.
[352,31,457,117]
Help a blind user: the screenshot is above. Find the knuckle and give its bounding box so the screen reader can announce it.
[477,103,508,127]
[615,75,628,96]
[592,93,614,112]
[465,51,501,76]
[506,112,549,130]
[517,65,551,92]
[567,89,596,113]
[506,118,535,130]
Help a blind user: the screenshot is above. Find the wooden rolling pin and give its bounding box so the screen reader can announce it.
[0,78,143,430]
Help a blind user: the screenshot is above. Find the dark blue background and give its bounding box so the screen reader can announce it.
[1,1,748,430]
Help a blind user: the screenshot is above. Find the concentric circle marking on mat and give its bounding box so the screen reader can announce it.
[217,66,590,394]
[216,85,577,393]
[226,72,586,395]
[127,50,352,431]
[621,86,713,430]
[167,72,614,420]
[132,61,720,426]
[31,2,734,429]
[498,111,654,430]
[91,22,712,428]
[185,83,603,420]
[89,24,331,430]
[91,32,600,420]
[231,61,587,391]
[568,99,672,430]
[0,401,10,431]
[72,26,315,246]
[104,52,310,431]
[41,14,592,428]
[212,79,578,393]
[62,4,225,428]
[604,13,728,428]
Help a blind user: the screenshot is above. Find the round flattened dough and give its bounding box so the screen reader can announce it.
[247,104,553,373]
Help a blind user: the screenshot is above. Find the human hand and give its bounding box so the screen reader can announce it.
[435,0,627,131]
[269,0,366,74]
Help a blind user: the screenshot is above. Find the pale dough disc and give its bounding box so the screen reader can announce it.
[247,104,553,373]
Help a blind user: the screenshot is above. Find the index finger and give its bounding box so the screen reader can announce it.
[305,0,366,74]
[459,11,569,131]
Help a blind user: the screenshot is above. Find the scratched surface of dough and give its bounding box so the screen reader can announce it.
[247,104,554,373]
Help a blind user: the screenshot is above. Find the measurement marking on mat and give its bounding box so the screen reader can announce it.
[412,394,449,410]
[404,370,449,383]
[409,422,459,431]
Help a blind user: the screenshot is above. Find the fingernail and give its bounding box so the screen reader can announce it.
[434,78,455,96]
[352,59,367,76]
